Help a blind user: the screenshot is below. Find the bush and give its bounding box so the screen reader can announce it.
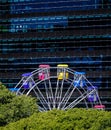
[1,83,111,130]
[0,108,111,130]
[0,83,38,126]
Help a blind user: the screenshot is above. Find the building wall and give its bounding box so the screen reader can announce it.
[0,0,111,110]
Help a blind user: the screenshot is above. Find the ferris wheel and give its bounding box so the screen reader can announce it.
[14,64,105,111]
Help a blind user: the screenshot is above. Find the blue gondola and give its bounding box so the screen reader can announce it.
[87,86,98,102]
[74,71,85,87]
[22,72,34,89]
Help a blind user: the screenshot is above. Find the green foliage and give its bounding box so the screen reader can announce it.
[0,83,38,126]
[1,108,111,130]
[0,83,111,130]
[0,84,16,105]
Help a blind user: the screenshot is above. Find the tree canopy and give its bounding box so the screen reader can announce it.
[0,83,38,126]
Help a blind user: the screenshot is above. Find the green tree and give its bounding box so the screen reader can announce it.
[1,108,111,130]
[0,83,38,126]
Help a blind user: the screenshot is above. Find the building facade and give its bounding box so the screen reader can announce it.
[0,0,111,110]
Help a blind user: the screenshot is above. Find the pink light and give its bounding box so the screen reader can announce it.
[94,105,105,109]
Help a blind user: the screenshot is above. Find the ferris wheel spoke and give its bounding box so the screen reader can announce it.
[57,79,65,109]
[58,79,75,109]
[57,68,67,109]
[61,76,83,109]
[54,79,60,108]
[38,106,46,112]
[78,81,89,109]
[64,92,88,109]
[62,87,76,110]
[32,87,48,111]
[44,81,51,110]
[46,69,54,103]
[95,90,102,105]
[33,84,51,110]
[64,89,96,110]
[14,77,24,89]
[48,78,55,108]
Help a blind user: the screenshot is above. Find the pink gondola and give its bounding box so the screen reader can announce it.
[38,64,50,80]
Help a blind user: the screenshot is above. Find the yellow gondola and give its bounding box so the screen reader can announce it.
[57,64,68,80]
